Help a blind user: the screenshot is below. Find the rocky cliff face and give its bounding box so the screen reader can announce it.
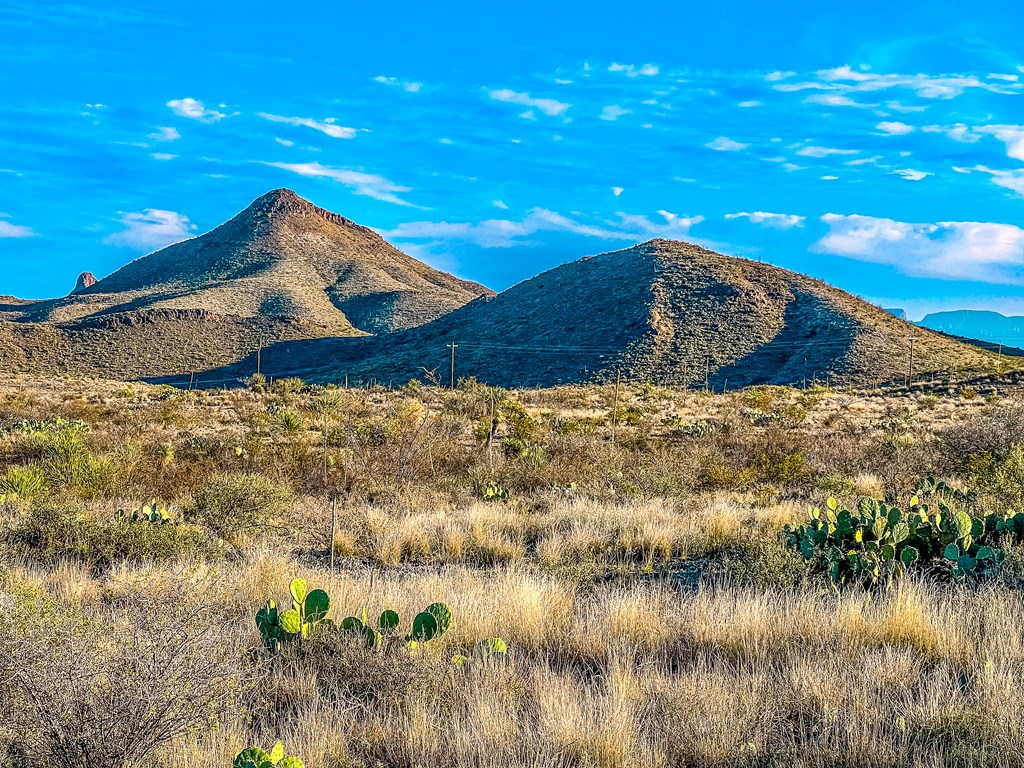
[71,272,97,294]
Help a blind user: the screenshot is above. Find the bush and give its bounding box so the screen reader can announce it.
[6,507,207,567]
[189,472,292,542]
[0,582,248,768]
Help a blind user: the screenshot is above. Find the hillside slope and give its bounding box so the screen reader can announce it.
[0,189,492,377]
[205,239,1007,389]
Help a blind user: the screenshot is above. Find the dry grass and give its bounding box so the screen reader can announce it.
[4,377,1024,766]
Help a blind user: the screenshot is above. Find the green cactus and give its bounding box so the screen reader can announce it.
[233,741,304,768]
[254,578,333,654]
[784,479,1017,588]
[116,499,173,524]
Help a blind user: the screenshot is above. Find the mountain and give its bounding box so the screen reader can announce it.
[199,239,1007,389]
[0,189,492,377]
[918,310,1024,348]
[885,308,907,320]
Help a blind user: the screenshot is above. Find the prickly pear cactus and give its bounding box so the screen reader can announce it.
[784,479,1016,588]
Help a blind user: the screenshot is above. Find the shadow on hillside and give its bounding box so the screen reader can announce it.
[712,290,859,388]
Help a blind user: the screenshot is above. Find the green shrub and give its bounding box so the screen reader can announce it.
[0,465,48,502]
[189,472,292,542]
[7,507,206,567]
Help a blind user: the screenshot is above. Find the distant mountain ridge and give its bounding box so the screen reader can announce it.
[917,310,1024,347]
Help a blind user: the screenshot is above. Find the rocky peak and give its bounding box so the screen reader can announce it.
[71,272,97,294]
[243,188,360,230]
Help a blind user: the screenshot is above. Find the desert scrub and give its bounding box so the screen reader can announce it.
[0,581,249,768]
[189,472,292,543]
[6,506,208,568]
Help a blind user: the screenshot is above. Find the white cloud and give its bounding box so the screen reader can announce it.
[773,65,1023,100]
[260,161,415,206]
[892,168,931,181]
[492,200,508,209]
[381,207,702,248]
[600,104,632,121]
[974,124,1024,161]
[804,93,870,108]
[846,155,884,166]
[814,213,1024,283]
[257,113,357,139]
[147,126,181,142]
[608,62,659,77]
[166,98,225,122]
[487,89,570,117]
[103,209,195,251]
[150,152,177,161]
[795,146,860,158]
[706,136,749,152]
[612,187,624,196]
[876,121,915,135]
[274,137,295,147]
[821,175,839,180]
[738,100,763,108]
[0,213,35,238]
[765,71,796,82]
[373,75,423,93]
[782,163,806,172]
[971,165,1024,195]
[725,211,806,229]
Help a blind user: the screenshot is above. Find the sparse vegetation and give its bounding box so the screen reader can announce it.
[4,375,1024,766]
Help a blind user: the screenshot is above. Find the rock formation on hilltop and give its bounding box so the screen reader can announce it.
[71,272,97,294]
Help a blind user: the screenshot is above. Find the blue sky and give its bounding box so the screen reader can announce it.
[2,0,1024,319]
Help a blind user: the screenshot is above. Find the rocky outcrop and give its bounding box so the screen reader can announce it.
[71,272,97,294]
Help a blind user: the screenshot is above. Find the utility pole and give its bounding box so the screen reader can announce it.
[907,336,916,388]
[612,368,621,445]
[329,496,337,577]
[447,343,458,389]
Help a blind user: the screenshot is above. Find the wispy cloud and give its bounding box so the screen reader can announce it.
[260,161,415,206]
[795,146,860,158]
[147,126,181,142]
[608,62,659,77]
[381,207,702,248]
[969,165,1024,195]
[876,121,915,135]
[892,168,931,181]
[974,124,1024,161]
[804,93,872,108]
[103,209,195,251]
[487,89,570,117]
[0,213,35,238]
[725,211,806,229]
[373,75,423,93]
[150,152,177,161]
[775,65,1023,99]
[257,113,357,139]
[166,98,225,122]
[815,213,1024,283]
[706,136,749,152]
[600,104,632,121]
